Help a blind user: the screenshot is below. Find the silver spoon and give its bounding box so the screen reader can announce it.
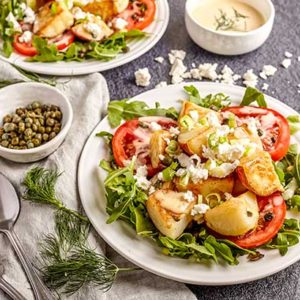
[0,265,27,300]
[0,173,54,300]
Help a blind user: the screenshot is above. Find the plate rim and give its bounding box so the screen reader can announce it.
[0,0,169,76]
[78,82,300,285]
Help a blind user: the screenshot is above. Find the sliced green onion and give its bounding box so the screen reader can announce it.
[208,133,218,148]
[162,162,178,181]
[197,195,203,204]
[179,172,190,186]
[287,115,300,123]
[179,115,194,129]
[166,140,179,155]
[199,117,208,126]
[206,193,222,208]
[228,114,237,128]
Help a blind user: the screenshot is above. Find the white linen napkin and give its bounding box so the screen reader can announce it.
[0,60,196,300]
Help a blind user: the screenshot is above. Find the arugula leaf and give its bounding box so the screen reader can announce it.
[184,85,231,110]
[264,218,300,255]
[240,87,267,107]
[287,115,300,135]
[29,36,64,62]
[107,99,178,128]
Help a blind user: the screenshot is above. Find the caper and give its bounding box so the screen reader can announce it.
[45,126,52,133]
[16,108,24,116]
[11,137,19,146]
[50,105,59,111]
[0,128,4,136]
[32,138,41,147]
[25,122,32,128]
[53,125,61,134]
[38,126,45,134]
[10,131,17,138]
[18,122,25,133]
[4,123,17,132]
[49,132,56,140]
[1,140,9,147]
[27,141,34,149]
[39,118,45,126]
[32,124,38,132]
[1,133,9,140]
[3,115,12,123]
[42,133,49,141]
[25,117,33,124]
[24,135,31,141]
[24,128,33,137]
[54,111,62,120]
[19,140,26,146]
[42,105,50,112]
[35,133,42,141]
[8,145,14,149]
[32,101,41,109]
[11,114,21,124]
[46,118,55,127]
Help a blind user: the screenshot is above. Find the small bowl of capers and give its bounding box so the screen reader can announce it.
[0,82,73,163]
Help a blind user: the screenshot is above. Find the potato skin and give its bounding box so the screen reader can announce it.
[175,175,234,197]
[146,190,195,239]
[149,130,170,168]
[205,191,259,236]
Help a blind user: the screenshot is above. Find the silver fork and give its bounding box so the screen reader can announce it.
[0,265,27,300]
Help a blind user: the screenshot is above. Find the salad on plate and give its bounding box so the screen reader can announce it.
[98,85,300,265]
[0,0,154,62]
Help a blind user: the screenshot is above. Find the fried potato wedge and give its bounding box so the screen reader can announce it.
[239,149,284,197]
[146,190,196,239]
[205,191,259,236]
[175,175,234,197]
[33,2,74,38]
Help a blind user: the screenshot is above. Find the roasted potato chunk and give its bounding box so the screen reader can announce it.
[146,190,196,239]
[33,2,74,38]
[149,130,171,168]
[175,175,234,197]
[205,191,259,236]
[239,149,284,197]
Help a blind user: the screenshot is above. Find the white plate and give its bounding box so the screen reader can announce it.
[78,82,300,285]
[0,0,169,76]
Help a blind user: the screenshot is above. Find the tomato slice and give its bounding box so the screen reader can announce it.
[13,31,75,57]
[229,192,286,249]
[117,0,156,30]
[112,116,177,176]
[223,106,290,161]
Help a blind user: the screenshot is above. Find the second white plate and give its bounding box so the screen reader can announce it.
[0,0,169,76]
[78,82,300,285]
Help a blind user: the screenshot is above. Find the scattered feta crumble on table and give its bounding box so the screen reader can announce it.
[155,81,168,88]
[243,69,258,87]
[262,83,269,91]
[154,56,164,64]
[285,51,293,58]
[281,58,292,69]
[135,68,151,87]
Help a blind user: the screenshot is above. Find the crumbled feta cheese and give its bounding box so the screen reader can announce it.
[149,186,156,194]
[169,127,180,135]
[260,65,277,79]
[189,110,199,122]
[183,191,194,202]
[207,112,220,127]
[168,50,186,64]
[134,166,151,190]
[217,143,245,162]
[169,58,187,84]
[219,65,241,85]
[244,117,258,134]
[18,30,32,43]
[164,137,171,145]
[155,81,168,89]
[285,51,293,58]
[157,172,163,181]
[135,68,151,87]
[224,192,232,200]
[112,17,128,30]
[209,160,239,178]
[281,58,291,69]
[5,12,21,32]
[176,168,186,177]
[159,154,165,161]
[154,56,164,64]
[84,22,102,39]
[191,204,210,216]
[191,63,196,68]
[149,122,162,131]
[262,83,269,91]
[188,165,208,183]
[243,69,258,87]
[20,3,35,24]
[190,68,202,80]
[73,0,93,5]
[182,72,192,79]
[72,7,87,20]
[177,153,191,168]
[198,63,218,81]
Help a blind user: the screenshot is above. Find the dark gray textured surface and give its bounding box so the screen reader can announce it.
[103,0,300,299]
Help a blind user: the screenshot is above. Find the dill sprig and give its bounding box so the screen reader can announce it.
[215,8,248,31]
[23,167,88,222]
[23,167,139,295]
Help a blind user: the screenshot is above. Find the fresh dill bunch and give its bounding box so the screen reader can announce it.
[0,79,24,89]
[23,167,88,222]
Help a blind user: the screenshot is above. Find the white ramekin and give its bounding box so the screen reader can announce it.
[185,0,275,55]
[0,82,73,163]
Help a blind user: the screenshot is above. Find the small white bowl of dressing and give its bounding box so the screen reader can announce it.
[185,0,275,55]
